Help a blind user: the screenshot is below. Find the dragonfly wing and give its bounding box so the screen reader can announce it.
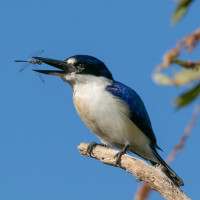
[19,62,30,72]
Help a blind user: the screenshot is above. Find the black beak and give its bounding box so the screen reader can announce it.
[32,57,76,76]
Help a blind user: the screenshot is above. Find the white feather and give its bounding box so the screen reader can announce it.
[66,57,77,65]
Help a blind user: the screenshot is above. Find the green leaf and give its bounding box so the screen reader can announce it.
[171,59,200,70]
[172,0,194,25]
[174,83,200,109]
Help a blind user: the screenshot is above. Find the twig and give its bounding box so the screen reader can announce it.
[166,102,200,163]
[157,28,200,70]
[134,183,151,200]
[134,102,200,200]
[78,143,191,200]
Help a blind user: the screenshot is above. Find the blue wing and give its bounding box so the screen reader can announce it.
[106,81,161,150]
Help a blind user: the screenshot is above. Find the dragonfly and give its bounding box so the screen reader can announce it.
[15,50,45,83]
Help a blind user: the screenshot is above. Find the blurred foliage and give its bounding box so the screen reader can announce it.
[153,65,200,86]
[172,59,200,70]
[153,0,200,108]
[174,83,200,109]
[172,0,194,24]
[153,25,200,108]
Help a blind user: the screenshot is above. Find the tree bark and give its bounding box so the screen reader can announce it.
[77,143,191,200]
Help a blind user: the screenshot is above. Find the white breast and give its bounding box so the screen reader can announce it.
[73,76,123,134]
[70,75,154,161]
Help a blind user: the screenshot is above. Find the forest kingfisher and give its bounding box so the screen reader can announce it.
[33,55,184,187]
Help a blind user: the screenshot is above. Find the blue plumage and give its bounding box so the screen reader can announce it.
[106,81,161,149]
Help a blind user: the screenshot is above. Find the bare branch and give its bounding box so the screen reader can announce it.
[134,102,200,200]
[134,183,151,200]
[77,143,191,200]
[166,102,200,163]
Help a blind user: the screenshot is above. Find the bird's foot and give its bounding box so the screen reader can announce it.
[114,144,130,166]
[86,142,107,156]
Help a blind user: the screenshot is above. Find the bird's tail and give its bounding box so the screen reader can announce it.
[150,148,184,187]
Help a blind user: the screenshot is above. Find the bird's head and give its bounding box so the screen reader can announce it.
[33,55,113,85]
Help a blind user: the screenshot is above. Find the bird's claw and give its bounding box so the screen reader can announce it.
[86,142,107,156]
[114,144,130,166]
[114,151,124,166]
[87,142,98,156]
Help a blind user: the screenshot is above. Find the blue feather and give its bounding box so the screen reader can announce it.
[106,81,161,150]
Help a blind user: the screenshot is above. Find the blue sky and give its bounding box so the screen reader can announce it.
[1,0,200,199]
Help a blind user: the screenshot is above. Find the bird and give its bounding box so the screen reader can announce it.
[32,55,184,187]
